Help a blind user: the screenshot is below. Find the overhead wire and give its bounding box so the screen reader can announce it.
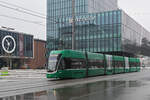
[0,0,103,24]
[0,0,108,27]
[0,14,45,26]
[0,0,46,16]
[0,0,63,26]
[0,3,46,19]
[0,1,59,23]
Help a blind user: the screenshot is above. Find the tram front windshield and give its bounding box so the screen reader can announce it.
[48,54,60,72]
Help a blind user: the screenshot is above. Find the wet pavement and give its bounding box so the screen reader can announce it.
[0,69,46,79]
[1,69,150,100]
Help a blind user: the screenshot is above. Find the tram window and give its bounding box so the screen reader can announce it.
[129,62,134,67]
[88,59,104,68]
[137,62,140,66]
[63,58,86,69]
[113,61,117,68]
[70,59,86,69]
[97,60,104,68]
[119,61,125,68]
[129,62,132,67]
[58,58,66,70]
[129,62,139,67]
[114,61,119,68]
[114,61,124,68]
[129,62,133,67]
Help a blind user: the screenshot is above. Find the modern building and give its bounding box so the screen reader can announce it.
[47,0,150,57]
[25,39,47,69]
[47,0,118,40]
[0,28,33,69]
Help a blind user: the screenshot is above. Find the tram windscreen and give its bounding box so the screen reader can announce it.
[48,54,59,72]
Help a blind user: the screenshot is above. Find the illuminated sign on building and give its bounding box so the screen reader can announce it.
[2,35,16,54]
[69,16,96,23]
[0,29,33,58]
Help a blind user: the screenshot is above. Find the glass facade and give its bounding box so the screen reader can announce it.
[0,29,33,58]
[47,0,118,53]
[57,10,122,53]
[47,9,121,53]
[47,0,150,57]
[47,0,88,46]
[88,0,118,13]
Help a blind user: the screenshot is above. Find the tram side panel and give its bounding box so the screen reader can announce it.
[87,53,105,77]
[112,56,125,74]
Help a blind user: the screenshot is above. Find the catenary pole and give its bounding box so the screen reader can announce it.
[72,0,75,50]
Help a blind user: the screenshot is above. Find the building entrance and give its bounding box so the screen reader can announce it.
[0,59,7,69]
[0,58,23,69]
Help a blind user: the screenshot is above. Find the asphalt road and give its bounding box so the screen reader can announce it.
[0,69,150,100]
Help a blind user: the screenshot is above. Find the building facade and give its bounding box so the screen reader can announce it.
[88,0,118,13]
[25,39,47,69]
[0,29,33,58]
[121,11,150,56]
[47,0,150,57]
[47,0,118,39]
[0,29,33,69]
[57,10,121,53]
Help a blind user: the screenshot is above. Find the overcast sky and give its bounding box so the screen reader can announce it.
[0,0,150,40]
[0,0,46,40]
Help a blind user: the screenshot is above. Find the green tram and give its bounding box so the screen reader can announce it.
[46,50,141,79]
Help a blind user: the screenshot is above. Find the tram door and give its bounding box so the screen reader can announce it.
[125,57,129,72]
[106,55,113,70]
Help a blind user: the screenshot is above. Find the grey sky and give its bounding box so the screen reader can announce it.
[0,0,150,40]
[0,0,46,40]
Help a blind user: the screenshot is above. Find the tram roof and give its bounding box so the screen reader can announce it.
[50,50,104,59]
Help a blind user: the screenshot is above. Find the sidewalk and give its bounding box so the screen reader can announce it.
[0,69,47,79]
[8,69,47,74]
